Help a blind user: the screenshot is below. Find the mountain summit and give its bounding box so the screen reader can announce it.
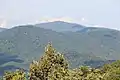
[35,21,85,32]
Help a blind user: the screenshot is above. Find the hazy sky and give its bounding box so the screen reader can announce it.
[0,0,120,30]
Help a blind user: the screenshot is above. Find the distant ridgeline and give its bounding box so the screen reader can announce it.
[0,21,120,77]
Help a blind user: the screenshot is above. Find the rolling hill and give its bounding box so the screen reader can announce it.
[0,21,120,75]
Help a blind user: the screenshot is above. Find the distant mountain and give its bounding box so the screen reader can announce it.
[0,53,23,75]
[76,27,116,33]
[35,21,120,60]
[0,28,7,32]
[0,25,103,75]
[0,22,120,75]
[35,21,85,32]
[76,27,99,33]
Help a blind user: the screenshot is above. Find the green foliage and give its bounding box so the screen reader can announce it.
[3,69,27,80]
[101,60,120,80]
[2,43,120,80]
[29,43,68,80]
[1,25,120,70]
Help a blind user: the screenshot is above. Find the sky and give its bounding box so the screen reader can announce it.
[0,0,120,30]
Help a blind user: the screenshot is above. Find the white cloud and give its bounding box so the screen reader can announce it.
[93,25,105,27]
[0,19,7,28]
[37,17,75,23]
[35,17,89,25]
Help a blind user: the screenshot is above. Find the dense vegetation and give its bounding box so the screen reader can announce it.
[1,22,120,73]
[1,43,120,80]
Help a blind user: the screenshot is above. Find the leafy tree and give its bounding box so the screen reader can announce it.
[29,42,69,80]
[101,60,120,80]
[3,69,26,80]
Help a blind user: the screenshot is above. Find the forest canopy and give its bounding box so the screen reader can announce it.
[1,43,120,80]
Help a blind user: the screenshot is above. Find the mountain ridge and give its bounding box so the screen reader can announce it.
[0,21,120,75]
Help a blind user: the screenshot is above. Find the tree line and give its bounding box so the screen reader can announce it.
[1,43,120,80]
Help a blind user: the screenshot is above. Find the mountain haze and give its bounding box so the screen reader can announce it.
[0,28,7,32]
[35,21,85,32]
[0,21,120,75]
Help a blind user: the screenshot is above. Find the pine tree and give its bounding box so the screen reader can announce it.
[29,42,69,80]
